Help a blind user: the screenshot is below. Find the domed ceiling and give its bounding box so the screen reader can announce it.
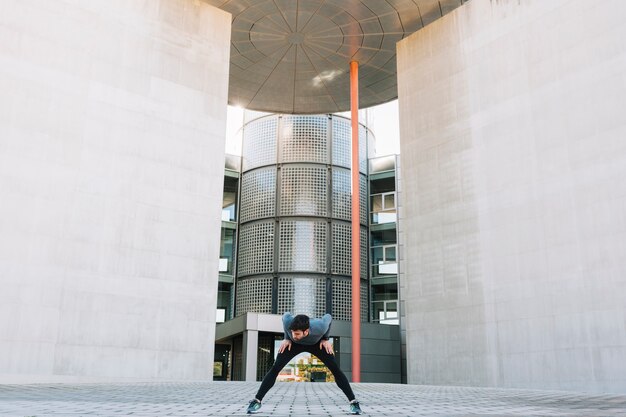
[205,0,469,113]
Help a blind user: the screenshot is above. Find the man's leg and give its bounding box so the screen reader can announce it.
[254,343,303,401]
[309,345,356,401]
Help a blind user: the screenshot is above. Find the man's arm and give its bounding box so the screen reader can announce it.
[279,312,293,354]
[282,312,293,340]
[319,314,333,354]
[278,339,292,353]
[321,313,332,340]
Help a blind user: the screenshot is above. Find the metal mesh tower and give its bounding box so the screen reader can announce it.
[235,114,369,321]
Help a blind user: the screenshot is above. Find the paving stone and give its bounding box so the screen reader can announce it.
[0,382,625,416]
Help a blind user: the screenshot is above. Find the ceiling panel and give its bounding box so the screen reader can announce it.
[210,0,470,113]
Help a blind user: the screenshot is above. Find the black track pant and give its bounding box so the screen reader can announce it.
[254,342,355,402]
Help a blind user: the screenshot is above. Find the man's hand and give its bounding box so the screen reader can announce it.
[319,339,334,355]
[278,339,292,354]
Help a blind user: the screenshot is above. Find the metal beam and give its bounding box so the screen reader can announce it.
[350,60,361,383]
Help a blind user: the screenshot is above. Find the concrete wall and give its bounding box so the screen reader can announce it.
[0,0,230,381]
[397,0,626,393]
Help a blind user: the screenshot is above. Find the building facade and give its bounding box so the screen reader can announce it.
[2,0,625,394]
[369,155,400,325]
[214,114,403,383]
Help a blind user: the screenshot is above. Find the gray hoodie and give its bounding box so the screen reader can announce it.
[282,312,332,345]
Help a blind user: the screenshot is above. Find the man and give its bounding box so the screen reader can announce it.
[246,313,362,415]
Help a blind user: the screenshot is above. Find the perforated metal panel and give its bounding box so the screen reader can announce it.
[359,125,367,174]
[236,114,372,322]
[332,118,351,169]
[360,175,368,225]
[331,169,367,226]
[243,117,277,171]
[235,276,273,316]
[331,222,351,276]
[240,167,276,223]
[330,222,368,278]
[277,276,326,318]
[280,116,328,164]
[279,220,327,273]
[331,279,368,322]
[361,283,368,323]
[332,279,351,321]
[332,168,368,225]
[331,117,368,174]
[331,168,351,221]
[361,227,368,279]
[280,166,327,217]
[238,222,275,276]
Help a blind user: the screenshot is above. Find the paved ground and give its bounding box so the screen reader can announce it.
[0,381,625,417]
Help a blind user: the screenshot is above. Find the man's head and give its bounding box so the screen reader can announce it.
[289,314,310,341]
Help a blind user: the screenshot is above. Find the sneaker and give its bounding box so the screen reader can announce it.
[349,400,362,415]
[246,399,261,414]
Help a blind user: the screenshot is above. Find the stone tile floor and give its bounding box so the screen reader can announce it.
[0,381,625,416]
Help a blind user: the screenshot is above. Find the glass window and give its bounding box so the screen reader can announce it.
[220,228,236,274]
[223,176,238,222]
[384,193,395,210]
[370,192,396,224]
[371,244,397,276]
[370,176,395,194]
[370,299,399,325]
[385,246,396,262]
[371,194,383,213]
[370,192,396,212]
[371,229,397,246]
[217,282,233,321]
[382,300,398,325]
[371,246,384,264]
[380,310,398,325]
[371,283,398,301]
[371,301,385,322]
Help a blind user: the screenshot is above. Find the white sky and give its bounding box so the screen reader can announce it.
[365,100,400,157]
[225,100,400,157]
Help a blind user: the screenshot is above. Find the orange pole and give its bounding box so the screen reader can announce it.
[349,60,361,383]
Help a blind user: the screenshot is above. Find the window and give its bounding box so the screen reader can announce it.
[220,228,236,275]
[371,192,396,224]
[371,244,398,277]
[371,300,398,325]
[222,176,238,222]
[370,228,397,246]
[217,282,233,322]
[371,245,396,264]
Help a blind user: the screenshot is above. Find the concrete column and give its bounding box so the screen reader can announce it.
[243,330,259,382]
[0,0,231,382]
[397,0,626,393]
